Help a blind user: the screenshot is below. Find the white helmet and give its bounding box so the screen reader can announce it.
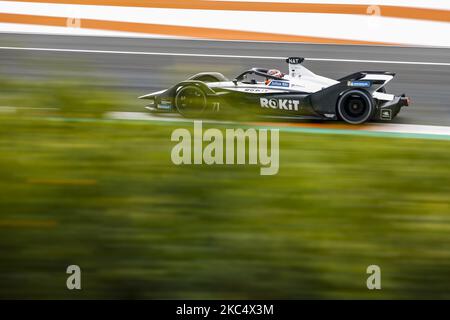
[267,69,283,78]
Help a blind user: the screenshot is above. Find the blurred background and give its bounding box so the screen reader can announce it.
[0,1,450,299]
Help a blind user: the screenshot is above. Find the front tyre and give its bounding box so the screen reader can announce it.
[175,85,207,118]
[337,90,374,124]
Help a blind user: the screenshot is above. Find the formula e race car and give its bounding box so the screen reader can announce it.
[139,57,410,124]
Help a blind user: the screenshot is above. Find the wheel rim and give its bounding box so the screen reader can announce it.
[175,86,207,116]
[338,91,373,124]
[344,98,365,118]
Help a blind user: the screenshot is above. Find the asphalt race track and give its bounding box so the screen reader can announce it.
[1,33,450,126]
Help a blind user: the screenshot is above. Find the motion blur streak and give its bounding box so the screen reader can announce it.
[0,12,388,45]
[2,46,450,66]
[1,0,450,46]
[4,0,450,23]
[0,220,58,228]
[1,34,449,126]
[27,179,98,185]
[104,112,450,140]
[0,33,449,299]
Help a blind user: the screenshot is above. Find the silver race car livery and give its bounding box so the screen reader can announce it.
[139,57,410,124]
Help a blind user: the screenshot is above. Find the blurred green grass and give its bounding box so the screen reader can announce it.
[0,79,449,299]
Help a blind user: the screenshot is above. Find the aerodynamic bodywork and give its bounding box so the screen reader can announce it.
[139,57,410,124]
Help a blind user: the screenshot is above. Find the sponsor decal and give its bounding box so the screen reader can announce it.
[348,80,372,88]
[268,80,289,88]
[158,100,172,110]
[286,57,304,64]
[260,98,300,111]
[243,88,271,93]
[380,109,392,120]
[290,84,305,89]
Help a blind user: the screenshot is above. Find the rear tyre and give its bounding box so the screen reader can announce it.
[175,85,207,118]
[337,90,374,124]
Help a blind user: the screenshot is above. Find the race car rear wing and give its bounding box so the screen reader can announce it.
[338,71,396,82]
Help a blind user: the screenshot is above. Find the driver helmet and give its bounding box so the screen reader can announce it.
[267,69,283,78]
